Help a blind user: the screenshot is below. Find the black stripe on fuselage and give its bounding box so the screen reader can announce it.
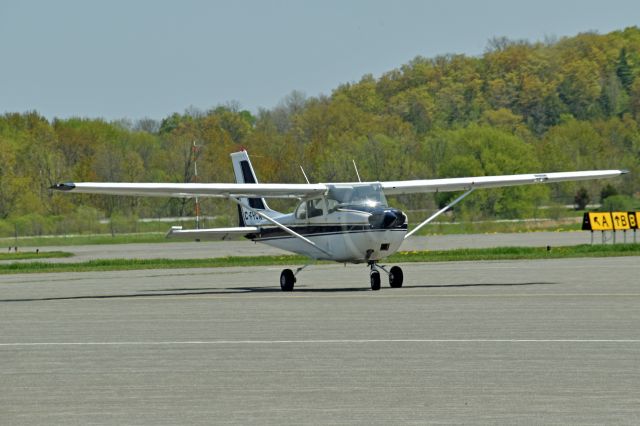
[247,224,408,241]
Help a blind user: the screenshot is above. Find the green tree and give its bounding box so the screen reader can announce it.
[574,187,590,210]
[426,126,548,218]
[616,47,634,91]
[557,60,602,119]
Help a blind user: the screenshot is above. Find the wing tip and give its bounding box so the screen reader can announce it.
[621,169,630,175]
[50,182,76,191]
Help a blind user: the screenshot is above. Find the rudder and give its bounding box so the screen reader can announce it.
[230,150,271,226]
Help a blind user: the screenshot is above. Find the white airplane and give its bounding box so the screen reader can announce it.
[51,150,627,291]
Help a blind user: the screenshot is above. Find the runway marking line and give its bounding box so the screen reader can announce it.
[2,339,640,347]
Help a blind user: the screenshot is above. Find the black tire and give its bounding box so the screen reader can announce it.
[280,269,296,291]
[389,266,403,288]
[370,270,381,291]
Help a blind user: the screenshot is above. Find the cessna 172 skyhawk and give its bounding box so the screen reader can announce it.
[52,150,626,291]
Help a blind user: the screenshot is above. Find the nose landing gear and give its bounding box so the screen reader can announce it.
[368,262,403,290]
[369,269,381,291]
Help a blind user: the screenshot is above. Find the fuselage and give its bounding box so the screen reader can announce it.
[244,183,408,263]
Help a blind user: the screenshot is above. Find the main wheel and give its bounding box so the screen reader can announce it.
[280,269,296,291]
[370,270,381,291]
[389,266,403,288]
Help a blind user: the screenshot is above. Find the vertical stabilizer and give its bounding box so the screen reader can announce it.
[230,150,273,226]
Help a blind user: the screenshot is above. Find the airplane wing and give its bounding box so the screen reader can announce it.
[51,170,627,198]
[380,170,627,195]
[50,182,326,199]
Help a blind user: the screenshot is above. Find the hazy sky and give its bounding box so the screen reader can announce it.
[1,0,639,121]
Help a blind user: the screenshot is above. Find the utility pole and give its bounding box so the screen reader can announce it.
[192,141,202,229]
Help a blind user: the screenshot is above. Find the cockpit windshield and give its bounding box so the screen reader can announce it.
[326,183,388,212]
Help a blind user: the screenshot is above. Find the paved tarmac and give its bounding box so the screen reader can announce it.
[4,231,608,263]
[1,257,639,424]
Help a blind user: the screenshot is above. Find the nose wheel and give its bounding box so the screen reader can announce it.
[370,270,381,291]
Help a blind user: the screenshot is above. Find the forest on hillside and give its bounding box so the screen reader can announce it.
[1,27,640,236]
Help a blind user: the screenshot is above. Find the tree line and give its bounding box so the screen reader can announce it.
[1,27,639,236]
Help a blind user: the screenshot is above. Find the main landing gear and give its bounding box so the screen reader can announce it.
[280,269,296,291]
[279,265,309,291]
[279,264,404,292]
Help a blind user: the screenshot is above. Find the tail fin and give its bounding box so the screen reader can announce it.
[230,150,272,226]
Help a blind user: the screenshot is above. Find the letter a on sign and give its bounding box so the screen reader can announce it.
[584,212,614,231]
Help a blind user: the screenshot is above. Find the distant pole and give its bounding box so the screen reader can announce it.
[192,141,202,229]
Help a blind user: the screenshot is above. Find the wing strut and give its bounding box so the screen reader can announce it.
[404,187,475,239]
[229,198,332,257]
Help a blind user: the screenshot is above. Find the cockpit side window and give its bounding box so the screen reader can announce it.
[307,198,325,218]
[295,201,307,219]
[327,198,339,213]
[296,198,325,219]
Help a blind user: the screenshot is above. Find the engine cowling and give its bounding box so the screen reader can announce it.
[368,208,406,229]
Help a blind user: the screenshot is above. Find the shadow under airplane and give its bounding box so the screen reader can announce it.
[0,281,556,303]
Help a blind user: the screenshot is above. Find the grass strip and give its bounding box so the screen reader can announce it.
[0,255,310,274]
[1,244,639,274]
[0,251,73,261]
[389,243,640,262]
[1,233,169,247]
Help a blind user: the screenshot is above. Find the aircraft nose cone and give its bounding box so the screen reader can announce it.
[369,208,406,229]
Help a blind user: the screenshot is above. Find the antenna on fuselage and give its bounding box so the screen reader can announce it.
[299,165,310,184]
[352,160,362,183]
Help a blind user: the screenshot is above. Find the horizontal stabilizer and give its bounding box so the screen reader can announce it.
[166,226,258,241]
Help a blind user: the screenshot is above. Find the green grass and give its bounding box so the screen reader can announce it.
[0,251,73,261]
[0,233,170,247]
[1,244,638,274]
[0,255,310,274]
[389,244,640,262]
[417,219,583,235]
